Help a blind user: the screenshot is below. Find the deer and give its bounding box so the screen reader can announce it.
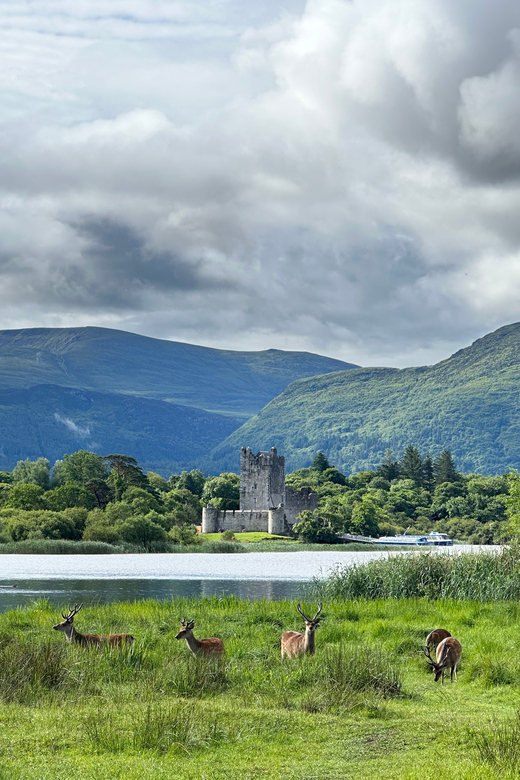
[423,636,462,684]
[175,619,225,657]
[425,628,451,651]
[53,604,134,647]
[281,603,322,659]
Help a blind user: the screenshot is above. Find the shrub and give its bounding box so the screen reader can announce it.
[118,516,167,546]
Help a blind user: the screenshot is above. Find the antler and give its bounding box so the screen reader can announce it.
[422,645,435,667]
[297,603,322,622]
[63,603,83,620]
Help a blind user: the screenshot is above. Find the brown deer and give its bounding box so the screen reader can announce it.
[53,604,134,647]
[281,603,322,659]
[425,628,451,651]
[175,619,225,657]
[423,636,462,683]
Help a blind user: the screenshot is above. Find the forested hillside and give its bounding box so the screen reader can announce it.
[209,322,520,476]
[0,385,240,475]
[0,326,356,472]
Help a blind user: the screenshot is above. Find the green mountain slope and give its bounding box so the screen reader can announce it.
[0,327,356,418]
[0,385,241,475]
[208,322,520,476]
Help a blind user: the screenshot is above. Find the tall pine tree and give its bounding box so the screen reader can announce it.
[433,450,458,486]
[376,449,400,482]
[312,452,331,473]
[400,445,424,486]
[422,453,434,492]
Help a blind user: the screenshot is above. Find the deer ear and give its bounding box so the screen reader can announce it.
[187,620,195,629]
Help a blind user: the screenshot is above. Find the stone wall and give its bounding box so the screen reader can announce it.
[239,447,285,511]
[285,485,319,526]
[202,506,285,535]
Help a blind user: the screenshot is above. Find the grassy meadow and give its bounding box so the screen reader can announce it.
[0,596,520,779]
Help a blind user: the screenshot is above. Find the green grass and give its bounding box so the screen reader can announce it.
[0,538,387,554]
[200,532,293,543]
[315,547,520,601]
[0,597,519,778]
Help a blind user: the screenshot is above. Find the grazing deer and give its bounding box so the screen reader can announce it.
[425,628,451,650]
[53,604,134,647]
[423,636,462,683]
[175,619,225,657]
[281,603,322,659]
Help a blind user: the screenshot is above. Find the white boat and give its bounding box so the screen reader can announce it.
[423,532,453,546]
[376,531,453,547]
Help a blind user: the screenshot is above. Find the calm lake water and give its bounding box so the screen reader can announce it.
[0,546,499,611]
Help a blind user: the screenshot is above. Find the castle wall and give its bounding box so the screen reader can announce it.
[239,447,285,511]
[201,506,285,535]
[284,485,319,526]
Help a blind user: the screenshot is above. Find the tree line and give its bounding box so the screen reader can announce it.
[0,451,240,547]
[291,447,509,544]
[0,446,513,546]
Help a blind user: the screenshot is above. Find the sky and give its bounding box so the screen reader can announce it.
[2,0,520,368]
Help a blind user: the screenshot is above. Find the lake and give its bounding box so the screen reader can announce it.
[0,546,499,611]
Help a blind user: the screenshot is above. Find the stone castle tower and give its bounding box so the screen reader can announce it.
[201,446,318,534]
[240,447,285,510]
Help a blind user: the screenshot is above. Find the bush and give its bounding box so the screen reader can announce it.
[118,516,167,546]
[220,530,236,542]
[83,525,122,544]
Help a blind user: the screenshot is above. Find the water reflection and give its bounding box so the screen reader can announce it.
[0,578,308,612]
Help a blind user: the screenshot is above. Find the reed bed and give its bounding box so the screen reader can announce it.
[315,546,520,601]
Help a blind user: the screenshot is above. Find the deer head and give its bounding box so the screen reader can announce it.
[175,618,195,640]
[297,602,322,631]
[53,603,83,632]
[423,642,451,682]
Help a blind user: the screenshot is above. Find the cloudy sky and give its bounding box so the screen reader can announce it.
[2,0,520,367]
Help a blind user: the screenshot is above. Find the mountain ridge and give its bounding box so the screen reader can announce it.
[0,326,357,473]
[207,322,520,476]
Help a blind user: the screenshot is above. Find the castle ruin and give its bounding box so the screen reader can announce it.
[201,447,318,534]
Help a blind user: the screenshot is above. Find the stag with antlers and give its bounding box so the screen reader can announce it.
[53,604,134,647]
[423,636,462,683]
[281,603,323,659]
[175,618,225,657]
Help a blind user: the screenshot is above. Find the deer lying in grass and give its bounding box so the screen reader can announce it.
[175,619,225,657]
[425,628,451,650]
[281,603,322,659]
[423,636,462,683]
[53,604,134,647]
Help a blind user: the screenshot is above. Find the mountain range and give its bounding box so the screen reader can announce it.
[209,322,520,476]
[0,327,355,474]
[2,323,520,477]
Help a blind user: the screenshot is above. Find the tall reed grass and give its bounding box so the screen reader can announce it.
[84,702,230,754]
[316,547,520,601]
[470,710,520,774]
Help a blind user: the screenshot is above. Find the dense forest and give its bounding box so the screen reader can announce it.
[0,446,514,547]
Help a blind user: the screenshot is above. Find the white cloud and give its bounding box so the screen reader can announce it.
[1,0,520,366]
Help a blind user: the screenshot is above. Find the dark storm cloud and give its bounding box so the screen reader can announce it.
[1,0,520,366]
